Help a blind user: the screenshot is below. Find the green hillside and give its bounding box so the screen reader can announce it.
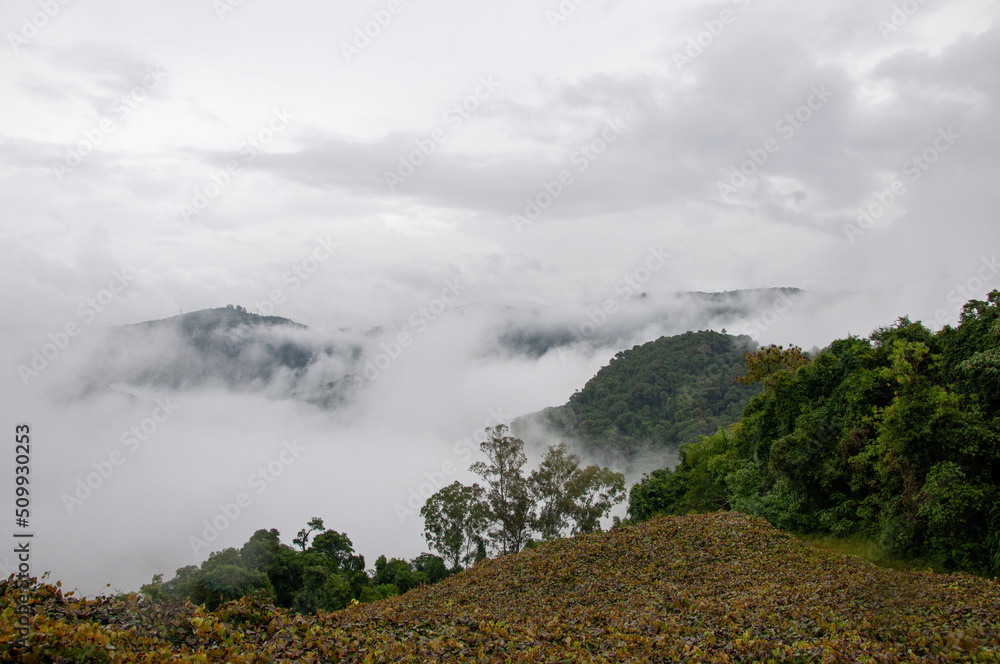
[519,330,761,457]
[629,291,1000,576]
[5,512,998,662]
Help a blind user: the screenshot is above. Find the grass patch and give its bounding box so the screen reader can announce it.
[793,532,930,571]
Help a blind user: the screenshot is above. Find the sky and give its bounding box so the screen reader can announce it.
[1,0,999,595]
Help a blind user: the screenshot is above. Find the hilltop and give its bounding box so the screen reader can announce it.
[104,305,317,388]
[130,305,305,333]
[5,512,998,662]
[515,330,761,457]
[67,306,361,405]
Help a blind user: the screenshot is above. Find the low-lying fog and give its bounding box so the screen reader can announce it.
[0,283,969,596]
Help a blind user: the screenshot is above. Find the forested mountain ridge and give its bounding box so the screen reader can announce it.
[515,330,762,457]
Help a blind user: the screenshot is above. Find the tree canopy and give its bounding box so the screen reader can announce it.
[422,425,626,561]
[142,519,450,614]
[520,330,761,457]
[628,291,1000,576]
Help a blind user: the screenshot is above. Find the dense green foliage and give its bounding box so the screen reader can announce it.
[522,330,761,456]
[629,291,1000,576]
[140,518,451,615]
[421,426,625,562]
[6,513,999,662]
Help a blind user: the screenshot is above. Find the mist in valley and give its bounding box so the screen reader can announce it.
[0,283,951,595]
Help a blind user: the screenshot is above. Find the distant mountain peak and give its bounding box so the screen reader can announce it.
[130,306,306,333]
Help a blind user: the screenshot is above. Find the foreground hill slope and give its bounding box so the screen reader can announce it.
[4,512,998,662]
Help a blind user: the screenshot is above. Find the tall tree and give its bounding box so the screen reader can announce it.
[309,529,365,573]
[566,465,626,534]
[529,443,582,540]
[420,481,489,569]
[471,425,534,555]
[293,517,325,551]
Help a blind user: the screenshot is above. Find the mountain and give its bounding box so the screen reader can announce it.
[54,289,801,410]
[514,330,762,458]
[77,305,361,406]
[7,511,998,661]
[55,288,804,411]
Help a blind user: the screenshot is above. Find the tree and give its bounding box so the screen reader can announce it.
[373,556,425,593]
[529,443,581,540]
[239,528,306,608]
[529,444,626,538]
[310,529,365,573]
[471,425,535,555]
[240,528,283,571]
[420,481,489,569]
[140,564,200,604]
[411,553,449,584]
[291,566,352,614]
[422,430,628,561]
[565,465,626,534]
[293,517,325,551]
[182,548,273,611]
[737,344,810,385]
[627,466,690,521]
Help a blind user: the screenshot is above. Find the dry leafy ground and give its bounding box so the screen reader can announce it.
[3,512,999,663]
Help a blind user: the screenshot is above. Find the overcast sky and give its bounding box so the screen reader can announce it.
[1,0,999,594]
